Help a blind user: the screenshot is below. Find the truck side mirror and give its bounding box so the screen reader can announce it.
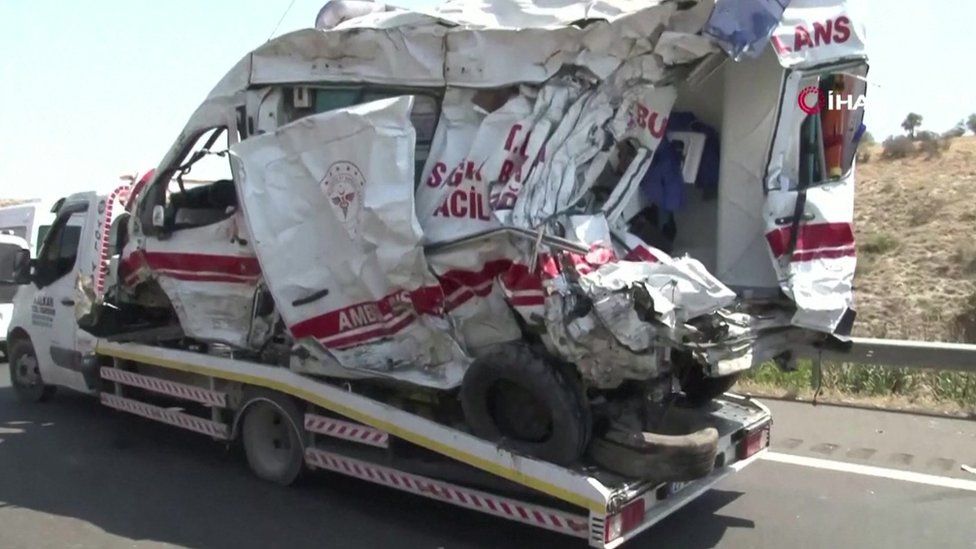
[0,246,32,286]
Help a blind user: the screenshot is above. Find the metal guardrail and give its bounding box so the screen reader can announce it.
[798,337,976,374]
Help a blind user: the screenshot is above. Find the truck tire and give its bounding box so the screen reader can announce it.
[8,339,56,403]
[590,427,720,481]
[239,390,306,485]
[673,352,739,406]
[460,344,590,465]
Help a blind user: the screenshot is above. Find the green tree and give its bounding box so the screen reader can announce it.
[902,113,923,139]
[967,114,976,135]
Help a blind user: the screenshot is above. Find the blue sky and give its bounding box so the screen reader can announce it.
[0,0,973,200]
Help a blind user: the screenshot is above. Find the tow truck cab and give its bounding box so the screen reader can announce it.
[3,192,103,396]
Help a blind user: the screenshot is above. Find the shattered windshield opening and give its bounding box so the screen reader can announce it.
[285,86,442,184]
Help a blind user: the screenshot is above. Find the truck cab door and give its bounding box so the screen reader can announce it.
[29,195,99,392]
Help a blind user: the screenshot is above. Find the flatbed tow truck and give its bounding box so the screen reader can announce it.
[0,190,769,546]
[96,340,770,547]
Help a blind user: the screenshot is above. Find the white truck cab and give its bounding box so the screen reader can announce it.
[3,192,102,400]
[0,201,56,355]
[0,234,30,356]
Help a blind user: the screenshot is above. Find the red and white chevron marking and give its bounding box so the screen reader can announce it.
[304,413,389,448]
[101,367,227,407]
[101,393,230,439]
[304,447,589,538]
[94,185,131,298]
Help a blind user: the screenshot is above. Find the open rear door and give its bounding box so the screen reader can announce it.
[231,96,467,388]
[763,64,866,334]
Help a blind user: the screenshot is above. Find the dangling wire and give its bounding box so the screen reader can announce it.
[267,0,298,42]
[812,351,824,406]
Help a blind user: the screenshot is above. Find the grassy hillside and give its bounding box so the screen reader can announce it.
[741,136,976,414]
[854,136,976,343]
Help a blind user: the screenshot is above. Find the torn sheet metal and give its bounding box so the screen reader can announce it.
[121,214,261,348]
[434,0,674,28]
[509,81,680,230]
[315,0,394,29]
[542,222,739,388]
[703,0,789,60]
[231,96,469,389]
[249,25,447,87]
[244,1,694,92]
[770,0,867,68]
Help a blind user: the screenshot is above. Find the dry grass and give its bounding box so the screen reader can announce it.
[854,136,976,342]
[742,137,976,414]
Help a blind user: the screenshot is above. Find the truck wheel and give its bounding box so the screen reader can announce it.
[8,339,56,403]
[460,344,590,465]
[240,392,306,485]
[673,352,739,406]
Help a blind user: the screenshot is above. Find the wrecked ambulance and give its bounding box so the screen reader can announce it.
[87,0,867,473]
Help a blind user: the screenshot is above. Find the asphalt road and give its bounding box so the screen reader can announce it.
[0,361,973,549]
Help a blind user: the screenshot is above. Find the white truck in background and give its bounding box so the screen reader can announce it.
[0,200,55,356]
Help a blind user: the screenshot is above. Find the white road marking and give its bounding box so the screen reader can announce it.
[761,451,976,492]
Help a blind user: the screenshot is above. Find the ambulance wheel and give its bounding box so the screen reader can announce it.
[461,344,590,465]
[9,339,56,403]
[240,391,306,485]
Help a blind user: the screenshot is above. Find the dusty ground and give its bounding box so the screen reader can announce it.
[853,137,976,342]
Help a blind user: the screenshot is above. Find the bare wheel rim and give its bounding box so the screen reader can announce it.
[244,402,300,476]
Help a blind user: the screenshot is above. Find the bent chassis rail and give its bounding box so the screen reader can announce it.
[95,340,770,547]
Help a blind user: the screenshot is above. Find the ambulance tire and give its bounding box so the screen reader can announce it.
[461,344,590,465]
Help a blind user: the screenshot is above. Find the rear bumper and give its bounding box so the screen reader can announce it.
[595,394,772,547]
[603,449,767,548]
